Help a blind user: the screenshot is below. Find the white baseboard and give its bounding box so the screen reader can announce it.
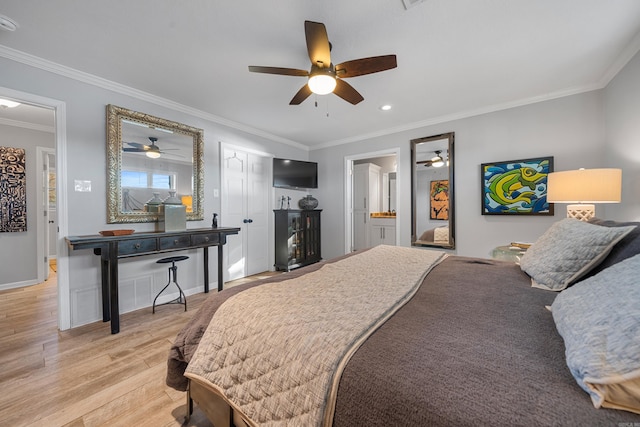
[0,279,39,291]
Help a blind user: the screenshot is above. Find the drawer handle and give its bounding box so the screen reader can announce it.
[204,236,209,242]
[134,243,141,249]
[174,239,179,245]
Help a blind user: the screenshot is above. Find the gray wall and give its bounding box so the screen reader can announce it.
[0,55,308,326]
[0,123,54,287]
[1,48,639,327]
[605,50,640,221]
[311,90,610,260]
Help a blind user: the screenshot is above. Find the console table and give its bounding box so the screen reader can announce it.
[66,227,240,334]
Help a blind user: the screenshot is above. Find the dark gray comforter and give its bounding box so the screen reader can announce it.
[167,254,640,426]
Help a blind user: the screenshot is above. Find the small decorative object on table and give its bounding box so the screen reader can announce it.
[160,191,187,232]
[298,194,319,210]
[99,229,135,236]
[145,192,163,213]
[212,213,218,228]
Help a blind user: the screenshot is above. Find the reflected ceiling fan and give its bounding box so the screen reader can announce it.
[248,20,397,105]
[123,137,179,159]
[417,150,446,168]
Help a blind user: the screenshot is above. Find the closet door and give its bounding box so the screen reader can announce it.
[246,153,269,276]
[221,147,270,282]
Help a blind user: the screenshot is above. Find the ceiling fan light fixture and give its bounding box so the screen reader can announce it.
[431,150,444,167]
[308,71,336,95]
[146,149,161,159]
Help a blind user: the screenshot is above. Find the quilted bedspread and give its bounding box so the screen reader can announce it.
[185,245,446,427]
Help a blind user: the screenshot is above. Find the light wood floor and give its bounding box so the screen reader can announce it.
[0,268,279,427]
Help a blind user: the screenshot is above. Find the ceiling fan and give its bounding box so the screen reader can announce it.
[417,150,446,168]
[123,137,178,159]
[248,20,397,105]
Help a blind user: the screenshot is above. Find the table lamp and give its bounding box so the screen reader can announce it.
[547,168,622,221]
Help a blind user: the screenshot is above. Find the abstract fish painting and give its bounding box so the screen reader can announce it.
[481,156,554,215]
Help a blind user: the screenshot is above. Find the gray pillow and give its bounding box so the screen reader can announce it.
[551,254,640,413]
[582,218,640,279]
[519,218,635,291]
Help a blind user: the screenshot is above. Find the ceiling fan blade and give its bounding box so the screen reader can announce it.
[248,66,309,76]
[123,147,142,152]
[333,79,364,105]
[335,55,397,78]
[125,142,145,148]
[289,84,313,105]
[305,21,331,67]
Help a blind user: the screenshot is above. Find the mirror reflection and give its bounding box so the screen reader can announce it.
[107,105,204,223]
[411,132,455,249]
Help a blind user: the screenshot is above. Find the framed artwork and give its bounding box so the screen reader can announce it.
[0,146,27,232]
[481,156,554,215]
[430,179,449,220]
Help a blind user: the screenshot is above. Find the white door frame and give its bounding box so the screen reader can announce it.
[344,147,401,254]
[1,86,70,330]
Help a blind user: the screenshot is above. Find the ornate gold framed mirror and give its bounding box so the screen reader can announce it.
[106,104,204,223]
[411,132,455,249]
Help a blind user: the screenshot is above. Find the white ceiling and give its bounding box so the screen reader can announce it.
[1,0,640,149]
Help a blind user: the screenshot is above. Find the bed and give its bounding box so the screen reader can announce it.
[415,226,450,245]
[167,218,640,426]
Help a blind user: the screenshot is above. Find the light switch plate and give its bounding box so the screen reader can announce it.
[74,180,91,192]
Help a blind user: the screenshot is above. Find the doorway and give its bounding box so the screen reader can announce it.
[344,148,400,253]
[0,86,69,329]
[220,143,272,282]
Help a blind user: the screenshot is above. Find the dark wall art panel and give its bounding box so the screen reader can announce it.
[0,146,27,232]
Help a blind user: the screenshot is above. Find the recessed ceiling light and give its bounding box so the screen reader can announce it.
[380,105,392,111]
[0,14,19,32]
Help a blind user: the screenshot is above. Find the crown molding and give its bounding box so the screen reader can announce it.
[0,116,55,133]
[0,45,308,151]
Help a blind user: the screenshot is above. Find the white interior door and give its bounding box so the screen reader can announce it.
[221,146,270,282]
[246,153,270,276]
[36,147,55,283]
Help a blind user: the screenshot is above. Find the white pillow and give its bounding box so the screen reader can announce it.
[551,254,640,414]
[519,218,634,291]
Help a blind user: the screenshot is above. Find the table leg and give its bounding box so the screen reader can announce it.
[100,254,110,322]
[108,241,120,334]
[203,247,209,293]
[218,244,224,292]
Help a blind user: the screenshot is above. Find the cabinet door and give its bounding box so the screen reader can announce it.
[370,225,384,247]
[382,226,396,245]
[303,211,321,262]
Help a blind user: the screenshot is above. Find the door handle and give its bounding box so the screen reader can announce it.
[243,219,253,224]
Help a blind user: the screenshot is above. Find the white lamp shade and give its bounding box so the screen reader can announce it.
[547,168,622,203]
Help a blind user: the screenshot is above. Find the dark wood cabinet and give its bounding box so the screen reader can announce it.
[274,209,321,271]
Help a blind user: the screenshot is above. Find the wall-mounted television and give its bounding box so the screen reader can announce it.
[273,158,318,189]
